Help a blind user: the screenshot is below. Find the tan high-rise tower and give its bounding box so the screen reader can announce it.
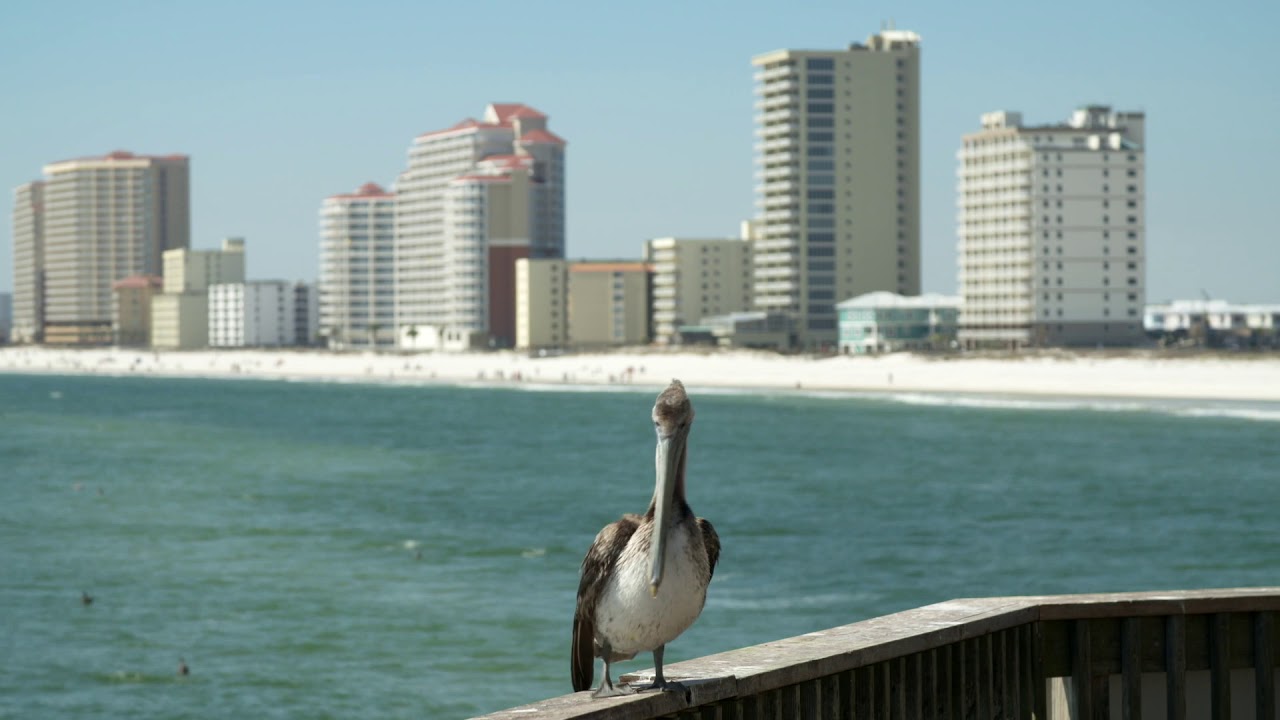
[752,30,921,348]
[25,151,190,345]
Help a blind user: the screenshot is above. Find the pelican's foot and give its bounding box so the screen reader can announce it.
[591,682,635,699]
[634,679,689,694]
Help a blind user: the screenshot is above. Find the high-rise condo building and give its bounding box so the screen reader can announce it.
[957,106,1146,348]
[32,151,189,345]
[752,30,921,349]
[11,181,44,343]
[395,103,565,349]
[319,182,396,348]
[644,235,754,345]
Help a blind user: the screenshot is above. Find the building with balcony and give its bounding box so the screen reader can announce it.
[11,181,44,343]
[394,103,565,349]
[644,234,753,346]
[210,281,296,347]
[515,258,568,351]
[958,107,1146,348]
[567,262,651,348]
[836,291,960,354]
[14,151,189,345]
[111,274,163,346]
[752,30,921,349]
[319,183,396,349]
[151,238,245,349]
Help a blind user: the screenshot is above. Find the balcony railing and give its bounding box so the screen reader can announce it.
[476,588,1280,720]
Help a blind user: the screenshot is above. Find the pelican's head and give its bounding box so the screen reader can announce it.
[649,379,694,596]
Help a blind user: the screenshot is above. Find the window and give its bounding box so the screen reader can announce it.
[806,58,834,71]
[807,88,834,99]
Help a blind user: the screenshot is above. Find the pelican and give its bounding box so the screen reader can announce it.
[571,379,720,698]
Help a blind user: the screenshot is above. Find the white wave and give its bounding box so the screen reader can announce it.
[1171,407,1280,423]
[709,591,867,611]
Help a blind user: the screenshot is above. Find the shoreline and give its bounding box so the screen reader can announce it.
[3,346,1280,404]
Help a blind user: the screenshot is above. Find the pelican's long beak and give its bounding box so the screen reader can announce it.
[650,429,683,597]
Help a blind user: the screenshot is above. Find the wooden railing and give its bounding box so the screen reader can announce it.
[474,588,1280,720]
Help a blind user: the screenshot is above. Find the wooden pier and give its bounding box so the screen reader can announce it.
[474,588,1280,720]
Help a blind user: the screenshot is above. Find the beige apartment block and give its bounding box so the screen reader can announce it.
[11,181,44,343]
[37,151,189,345]
[112,275,163,346]
[515,258,568,351]
[752,30,921,349]
[567,262,651,348]
[957,106,1146,348]
[645,236,753,345]
[152,239,246,349]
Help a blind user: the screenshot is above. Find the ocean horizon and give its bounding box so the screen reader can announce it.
[2,372,1277,718]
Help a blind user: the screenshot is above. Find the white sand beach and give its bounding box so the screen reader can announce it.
[2,346,1279,403]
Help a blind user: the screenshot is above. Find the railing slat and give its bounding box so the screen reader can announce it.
[1210,613,1231,720]
[1071,619,1094,720]
[1166,614,1187,720]
[854,664,872,720]
[1122,617,1142,720]
[946,642,959,720]
[1256,612,1276,720]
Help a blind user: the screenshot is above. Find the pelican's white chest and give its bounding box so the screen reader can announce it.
[593,522,708,658]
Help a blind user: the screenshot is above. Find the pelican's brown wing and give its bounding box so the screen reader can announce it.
[571,514,642,692]
[697,517,720,581]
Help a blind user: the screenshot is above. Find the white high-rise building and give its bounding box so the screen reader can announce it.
[957,106,1146,348]
[210,281,296,347]
[319,183,396,348]
[752,30,921,348]
[394,103,565,348]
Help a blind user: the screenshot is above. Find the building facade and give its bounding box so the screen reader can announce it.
[567,262,651,348]
[210,281,296,347]
[515,258,568,351]
[394,103,565,348]
[836,291,960,354]
[36,151,190,345]
[152,238,246,349]
[11,181,44,343]
[319,183,396,349]
[111,275,163,346]
[752,30,921,349]
[1144,300,1280,347]
[0,293,11,344]
[293,282,319,346]
[957,107,1146,348]
[645,236,753,345]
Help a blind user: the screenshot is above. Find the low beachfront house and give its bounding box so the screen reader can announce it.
[837,292,960,354]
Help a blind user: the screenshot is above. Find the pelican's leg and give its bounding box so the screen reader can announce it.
[591,644,635,699]
[636,645,688,693]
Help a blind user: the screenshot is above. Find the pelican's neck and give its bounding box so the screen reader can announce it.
[647,444,687,519]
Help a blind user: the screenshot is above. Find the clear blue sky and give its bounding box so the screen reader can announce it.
[3,0,1277,302]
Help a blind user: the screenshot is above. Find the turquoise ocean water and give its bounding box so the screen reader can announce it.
[1,372,1277,718]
